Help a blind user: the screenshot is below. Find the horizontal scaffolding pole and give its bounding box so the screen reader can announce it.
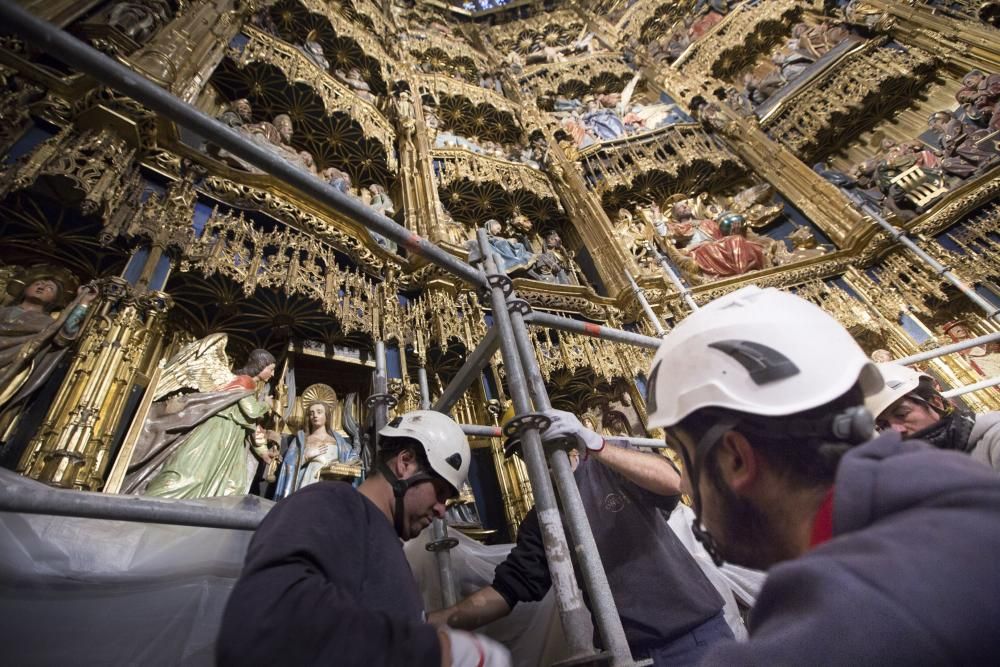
[0,2,486,289]
[432,327,500,414]
[895,331,1000,366]
[460,423,666,449]
[527,311,663,350]
[0,480,269,530]
[942,375,1000,398]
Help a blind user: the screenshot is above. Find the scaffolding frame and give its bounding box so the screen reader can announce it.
[0,6,996,666]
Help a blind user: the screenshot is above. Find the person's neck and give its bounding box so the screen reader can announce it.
[358,475,394,525]
[762,482,831,561]
[17,298,45,314]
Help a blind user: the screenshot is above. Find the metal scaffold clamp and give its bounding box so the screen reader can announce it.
[486,273,514,296]
[506,297,532,316]
[425,532,459,552]
[365,393,398,410]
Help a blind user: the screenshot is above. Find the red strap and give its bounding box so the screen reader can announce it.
[809,487,835,548]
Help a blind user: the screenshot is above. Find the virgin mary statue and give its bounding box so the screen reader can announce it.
[275,384,360,498]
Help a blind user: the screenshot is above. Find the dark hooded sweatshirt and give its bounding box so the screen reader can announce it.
[216,482,440,667]
[703,432,1000,666]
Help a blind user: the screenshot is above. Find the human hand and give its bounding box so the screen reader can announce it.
[540,409,604,454]
[77,283,99,306]
[439,627,511,667]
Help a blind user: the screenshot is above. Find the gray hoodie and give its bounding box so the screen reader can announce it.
[970,411,1000,471]
[702,432,1000,666]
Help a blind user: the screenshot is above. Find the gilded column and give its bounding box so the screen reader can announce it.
[128,0,246,96]
[20,282,173,490]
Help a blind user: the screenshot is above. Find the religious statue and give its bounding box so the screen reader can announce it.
[216,110,316,174]
[582,98,627,142]
[365,184,396,218]
[297,40,330,71]
[335,67,375,104]
[395,91,416,139]
[217,98,251,129]
[661,197,766,280]
[0,266,98,460]
[926,110,999,179]
[322,166,353,194]
[614,209,659,276]
[123,335,277,499]
[275,385,361,498]
[955,69,1000,131]
[107,0,173,43]
[477,219,537,275]
[530,232,584,286]
[942,321,1000,378]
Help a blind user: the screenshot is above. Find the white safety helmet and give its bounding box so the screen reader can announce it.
[379,410,470,496]
[646,286,884,428]
[865,362,934,420]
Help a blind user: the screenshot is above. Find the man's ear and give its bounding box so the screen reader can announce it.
[716,430,759,495]
[393,448,417,477]
[927,395,949,416]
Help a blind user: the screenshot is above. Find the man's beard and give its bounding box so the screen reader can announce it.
[710,479,786,570]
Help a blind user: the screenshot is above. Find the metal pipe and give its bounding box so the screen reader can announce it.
[418,364,459,609]
[430,518,459,608]
[460,423,667,449]
[527,311,662,350]
[942,375,1000,398]
[625,271,666,336]
[894,332,1000,366]
[371,341,390,452]
[0,481,268,530]
[492,251,632,665]
[0,3,486,289]
[653,248,699,311]
[431,327,500,414]
[417,366,432,410]
[866,209,999,319]
[474,233,593,657]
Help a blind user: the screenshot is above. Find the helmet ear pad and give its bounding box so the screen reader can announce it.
[829,406,875,445]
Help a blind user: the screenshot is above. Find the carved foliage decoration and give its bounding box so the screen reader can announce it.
[763,40,938,162]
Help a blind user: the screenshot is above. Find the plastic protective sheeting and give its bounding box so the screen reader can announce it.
[406,506,766,666]
[406,527,587,667]
[0,471,262,667]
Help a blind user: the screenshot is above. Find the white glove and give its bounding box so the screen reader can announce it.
[443,627,512,667]
[541,409,604,454]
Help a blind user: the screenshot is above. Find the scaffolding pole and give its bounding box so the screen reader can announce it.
[460,424,666,449]
[860,202,999,320]
[416,369,459,609]
[625,271,667,337]
[479,232,632,665]
[473,239,595,660]
[894,332,1000,366]
[432,327,500,414]
[367,341,396,454]
[527,311,663,350]
[942,375,1000,398]
[0,479,268,530]
[653,248,700,311]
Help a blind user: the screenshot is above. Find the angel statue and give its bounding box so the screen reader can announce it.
[274,383,361,498]
[122,334,277,499]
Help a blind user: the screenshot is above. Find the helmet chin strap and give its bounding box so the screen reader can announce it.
[377,460,434,539]
[682,419,738,567]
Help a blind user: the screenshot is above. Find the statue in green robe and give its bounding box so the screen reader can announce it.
[123,337,277,500]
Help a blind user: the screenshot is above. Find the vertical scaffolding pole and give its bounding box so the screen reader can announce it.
[653,249,700,311]
[625,271,667,336]
[472,239,595,659]
[417,364,460,609]
[368,341,394,453]
[486,237,631,665]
